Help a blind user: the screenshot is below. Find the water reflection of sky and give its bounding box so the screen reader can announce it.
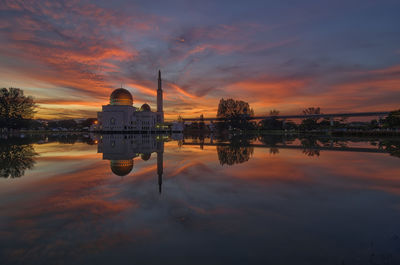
[1,137,400,265]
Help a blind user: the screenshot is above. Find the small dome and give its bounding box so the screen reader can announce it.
[110,160,133,176]
[141,153,151,161]
[110,88,133,106]
[140,103,151,112]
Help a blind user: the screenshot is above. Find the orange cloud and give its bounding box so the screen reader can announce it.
[127,82,157,97]
[168,83,198,99]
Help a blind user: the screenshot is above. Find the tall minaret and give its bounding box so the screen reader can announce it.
[157,70,164,123]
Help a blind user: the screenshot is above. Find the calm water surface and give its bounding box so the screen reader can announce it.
[1,134,400,265]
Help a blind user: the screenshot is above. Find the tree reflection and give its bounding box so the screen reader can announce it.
[380,139,400,158]
[0,141,37,178]
[300,137,320,157]
[259,134,284,155]
[217,145,254,165]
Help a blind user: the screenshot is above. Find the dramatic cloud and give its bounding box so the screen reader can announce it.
[0,0,399,119]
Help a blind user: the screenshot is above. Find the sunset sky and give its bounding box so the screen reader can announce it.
[0,0,399,120]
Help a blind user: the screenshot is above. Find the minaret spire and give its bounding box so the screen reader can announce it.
[158,70,162,91]
[156,70,164,122]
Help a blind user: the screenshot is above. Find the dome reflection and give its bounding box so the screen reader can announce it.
[96,134,166,193]
[110,159,134,176]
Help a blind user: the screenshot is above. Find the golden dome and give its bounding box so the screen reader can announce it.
[110,160,133,176]
[110,88,133,106]
[140,103,151,112]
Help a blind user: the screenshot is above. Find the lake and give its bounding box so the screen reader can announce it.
[1,133,400,265]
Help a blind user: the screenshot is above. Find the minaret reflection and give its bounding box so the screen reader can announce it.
[157,140,164,194]
[97,134,166,193]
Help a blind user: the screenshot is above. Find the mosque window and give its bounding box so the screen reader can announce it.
[110,118,115,125]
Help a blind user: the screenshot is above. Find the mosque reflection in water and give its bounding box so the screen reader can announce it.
[96,134,166,193]
[1,133,400,265]
[0,133,399,181]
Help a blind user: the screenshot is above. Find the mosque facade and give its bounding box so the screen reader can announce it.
[94,71,165,132]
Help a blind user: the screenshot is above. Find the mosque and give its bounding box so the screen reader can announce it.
[94,71,165,132]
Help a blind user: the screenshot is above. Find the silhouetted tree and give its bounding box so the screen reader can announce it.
[370,119,380,129]
[217,98,254,130]
[258,109,282,130]
[48,119,78,129]
[0,88,36,129]
[383,110,400,129]
[79,118,97,128]
[60,119,77,128]
[27,119,43,130]
[303,107,321,116]
[269,109,280,116]
[300,107,322,130]
[259,117,283,130]
[261,118,283,130]
[217,98,254,118]
[199,114,205,130]
[177,115,183,123]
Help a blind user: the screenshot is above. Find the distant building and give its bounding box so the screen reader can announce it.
[93,71,164,132]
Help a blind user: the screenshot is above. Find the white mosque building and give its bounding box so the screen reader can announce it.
[93,71,166,132]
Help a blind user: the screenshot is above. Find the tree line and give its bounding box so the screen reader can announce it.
[185,98,400,132]
[2,88,399,132]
